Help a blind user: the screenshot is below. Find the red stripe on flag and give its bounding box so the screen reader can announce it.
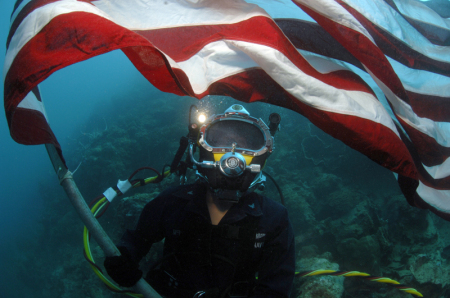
[8,0,60,49]
[414,194,450,221]
[384,0,450,47]
[298,99,417,180]
[294,2,449,182]
[407,91,450,122]
[120,47,188,96]
[7,0,94,50]
[5,11,158,117]
[396,118,450,191]
[275,19,363,69]
[135,17,377,94]
[275,17,450,122]
[10,107,66,166]
[337,2,450,123]
[296,2,409,103]
[398,174,450,221]
[338,1,450,77]
[8,106,62,152]
[397,117,450,168]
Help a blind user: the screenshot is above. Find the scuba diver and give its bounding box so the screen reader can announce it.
[104,104,295,298]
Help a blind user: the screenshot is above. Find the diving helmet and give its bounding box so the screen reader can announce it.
[189,104,276,202]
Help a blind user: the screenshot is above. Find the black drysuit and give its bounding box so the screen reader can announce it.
[118,182,295,297]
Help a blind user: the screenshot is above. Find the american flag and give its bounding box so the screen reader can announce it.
[4,0,450,220]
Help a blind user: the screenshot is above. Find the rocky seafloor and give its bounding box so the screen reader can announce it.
[9,94,450,298]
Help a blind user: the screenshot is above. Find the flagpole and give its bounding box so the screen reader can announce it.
[45,144,162,298]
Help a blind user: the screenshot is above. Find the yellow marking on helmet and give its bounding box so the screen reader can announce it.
[213,153,254,164]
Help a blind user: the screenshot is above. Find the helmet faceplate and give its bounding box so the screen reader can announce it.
[190,105,274,201]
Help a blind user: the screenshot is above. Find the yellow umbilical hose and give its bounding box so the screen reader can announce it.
[83,197,143,297]
[83,169,171,297]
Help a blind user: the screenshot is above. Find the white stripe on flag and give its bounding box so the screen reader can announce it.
[240,40,395,130]
[369,68,450,148]
[392,0,450,30]
[176,38,397,133]
[417,182,450,213]
[300,49,400,124]
[4,0,113,80]
[340,0,450,62]
[386,56,450,98]
[92,0,268,30]
[176,40,258,93]
[299,50,350,74]
[17,89,49,122]
[294,0,375,43]
[423,158,450,180]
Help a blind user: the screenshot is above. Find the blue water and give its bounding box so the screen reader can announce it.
[0,2,154,295]
[1,1,449,297]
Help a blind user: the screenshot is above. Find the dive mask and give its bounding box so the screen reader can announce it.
[190,104,274,202]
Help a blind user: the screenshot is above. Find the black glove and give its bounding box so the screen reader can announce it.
[104,246,143,287]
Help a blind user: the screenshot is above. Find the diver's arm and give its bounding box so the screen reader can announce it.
[105,189,174,287]
[251,211,296,298]
[104,198,163,288]
[117,195,167,262]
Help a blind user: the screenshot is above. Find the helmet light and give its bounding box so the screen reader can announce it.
[198,113,206,123]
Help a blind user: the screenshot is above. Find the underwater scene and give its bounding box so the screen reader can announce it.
[2,78,450,297]
[2,0,450,298]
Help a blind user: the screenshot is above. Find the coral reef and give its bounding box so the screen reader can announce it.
[8,95,450,298]
[296,255,344,298]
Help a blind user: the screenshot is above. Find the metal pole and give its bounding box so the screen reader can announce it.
[45,144,162,298]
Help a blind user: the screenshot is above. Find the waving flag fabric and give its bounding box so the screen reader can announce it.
[3,0,450,220]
